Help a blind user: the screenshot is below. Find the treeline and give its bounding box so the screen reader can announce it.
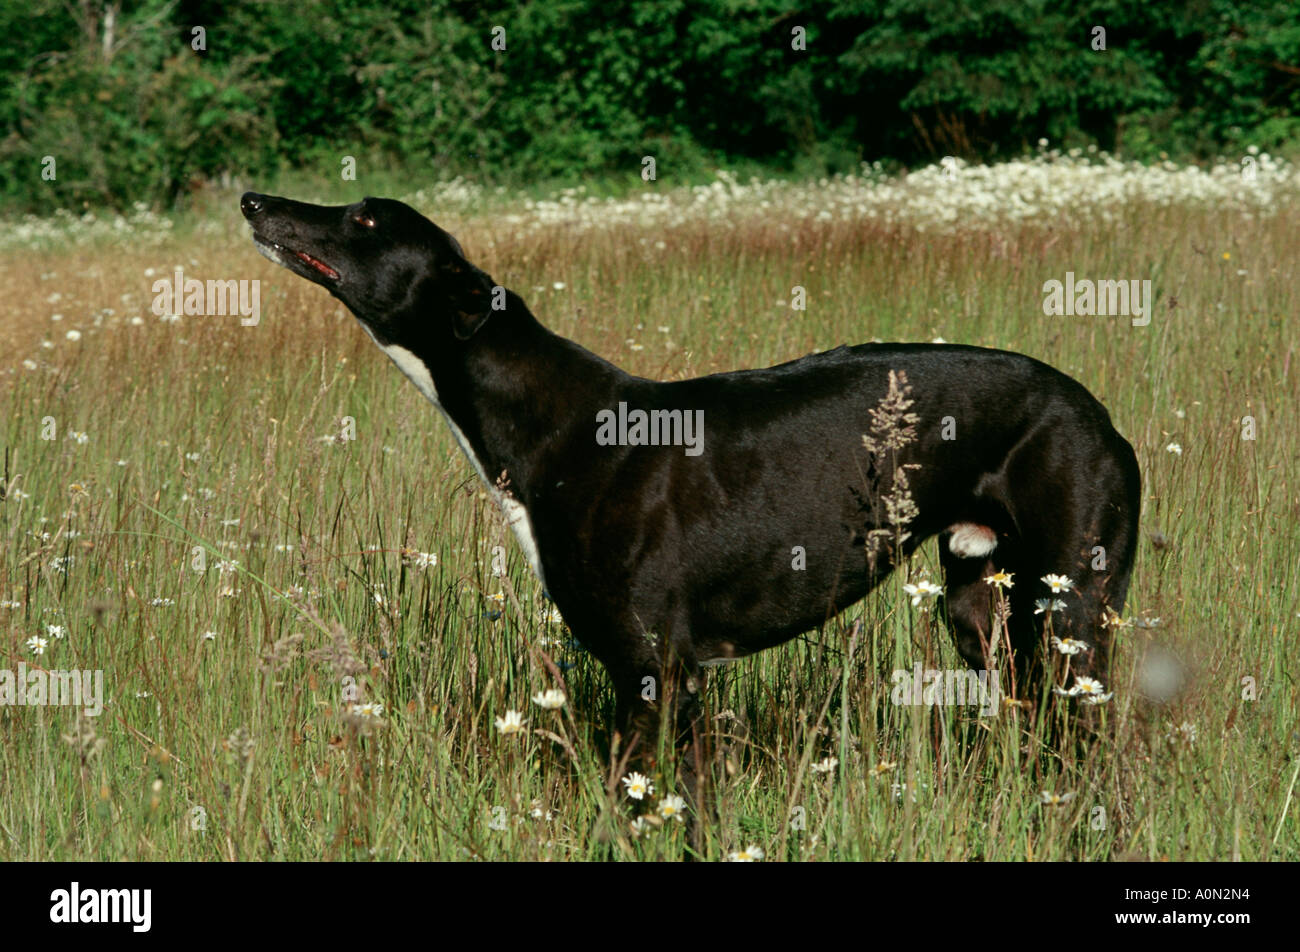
[1,0,1297,211]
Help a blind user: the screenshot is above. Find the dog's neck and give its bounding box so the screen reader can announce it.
[363,291,628,504]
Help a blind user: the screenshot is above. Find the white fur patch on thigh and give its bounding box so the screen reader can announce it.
[947,522,998,558]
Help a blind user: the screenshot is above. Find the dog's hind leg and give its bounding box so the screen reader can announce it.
[937,535,999,672]
[994,430,1142,699]
[938,523,1040,695]
[1037,503,1139,693]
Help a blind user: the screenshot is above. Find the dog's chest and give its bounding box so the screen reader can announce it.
[367,336,547,584]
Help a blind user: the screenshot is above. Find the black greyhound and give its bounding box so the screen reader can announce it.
[241,192,1141,757]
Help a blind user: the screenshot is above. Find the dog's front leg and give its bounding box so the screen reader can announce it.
[668,662,709,856]
[609,640,711,855]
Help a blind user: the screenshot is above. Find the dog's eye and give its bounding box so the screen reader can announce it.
[354,213,377,229]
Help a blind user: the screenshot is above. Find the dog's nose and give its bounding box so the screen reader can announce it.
[240,192,265,218]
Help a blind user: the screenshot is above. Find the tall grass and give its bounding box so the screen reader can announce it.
[0,182,1296,860]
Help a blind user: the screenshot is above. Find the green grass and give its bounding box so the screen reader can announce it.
[0,187,1296,861]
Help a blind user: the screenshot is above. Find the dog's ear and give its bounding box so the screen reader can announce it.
[445,263,495,340]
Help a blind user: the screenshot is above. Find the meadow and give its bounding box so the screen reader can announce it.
[1,149,1297,861]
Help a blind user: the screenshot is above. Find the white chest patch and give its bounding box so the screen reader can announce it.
[369,336,547,585]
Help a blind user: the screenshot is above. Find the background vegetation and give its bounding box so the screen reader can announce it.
[2,0,1299,211]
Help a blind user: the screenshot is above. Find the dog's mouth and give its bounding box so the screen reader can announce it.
[252,233,340,282]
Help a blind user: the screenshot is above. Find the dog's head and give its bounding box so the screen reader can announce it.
[240,192,494,345]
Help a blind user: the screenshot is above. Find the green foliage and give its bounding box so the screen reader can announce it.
[0,0,1297,211]
[0,0,278,208]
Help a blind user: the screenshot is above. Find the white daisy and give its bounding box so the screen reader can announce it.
[494,709,527,735]
[902,578,942,607]
[1050,635,1089,655]
[531,689,566,710]
[622,772,654,800]
[657,794,688,822]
